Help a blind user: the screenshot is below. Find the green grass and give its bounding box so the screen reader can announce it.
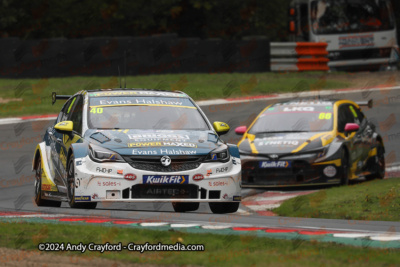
[274,178,400,221]
[0,222,399,266]
[0,72,350,117]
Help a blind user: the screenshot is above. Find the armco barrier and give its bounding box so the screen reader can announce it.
[0,35,270,78]
[270,42,329,72]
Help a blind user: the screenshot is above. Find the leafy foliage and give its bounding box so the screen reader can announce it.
[0,0,291,40]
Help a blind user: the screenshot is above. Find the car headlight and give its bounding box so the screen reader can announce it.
[89,144,125,163]
[205,146,230,162]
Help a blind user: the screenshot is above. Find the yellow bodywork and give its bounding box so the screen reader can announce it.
[34,143,58,192]
[55,121,73,132]
[237,100,369,181]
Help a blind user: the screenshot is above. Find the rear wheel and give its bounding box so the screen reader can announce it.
[34,158,61,207]
[340,149,350,186]
[209,202,240,214]
[172,202,199,212]
[366,142,385,180]
[67,155,97,209]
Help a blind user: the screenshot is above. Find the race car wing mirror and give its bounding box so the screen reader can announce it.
[235,126,247,135]
[54,121,73,133]
[213,121,230,135]
[52,92,72,105]
[344,123,359,136]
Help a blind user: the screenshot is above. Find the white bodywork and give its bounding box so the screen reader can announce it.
[73,155,242,202]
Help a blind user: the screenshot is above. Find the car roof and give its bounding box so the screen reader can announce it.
[84,88,189,98]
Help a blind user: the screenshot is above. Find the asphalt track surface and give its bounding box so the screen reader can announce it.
[1,88,400,234]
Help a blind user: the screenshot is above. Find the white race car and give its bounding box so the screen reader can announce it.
[32,89,241,213]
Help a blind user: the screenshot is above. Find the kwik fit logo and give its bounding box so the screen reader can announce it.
[143,175,188,184]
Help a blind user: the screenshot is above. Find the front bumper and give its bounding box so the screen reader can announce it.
[240,154,341,187]
[73,155,241,202]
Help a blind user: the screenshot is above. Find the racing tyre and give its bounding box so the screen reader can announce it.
[209,202,240,214]
[172,202,199,212]
[340,149,350,186]
[34,158,61,207]
[366,141,385,180]
[67,156,97,209]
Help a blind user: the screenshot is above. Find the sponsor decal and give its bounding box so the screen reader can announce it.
[283,107,314,112]
[74,196,91,202]
[97,181,122,186]
[128,142,197,148]
[339,34,374,49]
[96,167,112,173]
[128,134,190,141]
[132,149,157,155]
[133,98,183,106]
[211,154,217,160]
[222,193,229,199]
[275,101,332,106]
[92,193,99,199]
[259,161,291,168]
[216,167,228,173]
[143,175,188,184]
[159,149,196,155]
[117,170,123,175]
[124,173,137,181]
[76,160,82,166]
[89,91,186,97]
[206,169,212,176]
[41,184,51,191]
[258,140,299,146]
[91,97,194,108]
[132,149,197,155]
[192,174,204,181]
[233,196,241,201]
[323,166,337,177]
[208,181,228,186]
[146,188,185,196]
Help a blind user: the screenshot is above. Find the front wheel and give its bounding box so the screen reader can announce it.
[67,155,97,209]
[366,142,385,180]
[209,202,240,214]
[34,158,61,207]
[172,202,199,212]
[340,149,350,186]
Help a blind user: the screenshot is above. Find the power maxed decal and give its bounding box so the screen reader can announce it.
[143,175,188,184]
[128,142,197,148]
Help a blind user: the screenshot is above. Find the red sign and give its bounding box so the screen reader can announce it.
[124,173,136,181]
[192,174,204,181]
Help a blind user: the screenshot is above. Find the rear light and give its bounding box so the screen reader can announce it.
[124,173,136,181]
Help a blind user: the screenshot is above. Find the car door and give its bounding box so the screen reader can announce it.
[337,104,364,175]
[58,95,84,186]
[351,104,373,169]
[49,98,72,187]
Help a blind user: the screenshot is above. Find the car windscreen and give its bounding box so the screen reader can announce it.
[249,104,333,133]
[88,96,209,130]
[311,0,395,34]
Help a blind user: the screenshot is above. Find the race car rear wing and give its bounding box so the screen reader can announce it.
[356,99,373,109]
[52,92,72,105]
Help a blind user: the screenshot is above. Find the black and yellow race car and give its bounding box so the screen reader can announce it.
[235,99,385,187]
